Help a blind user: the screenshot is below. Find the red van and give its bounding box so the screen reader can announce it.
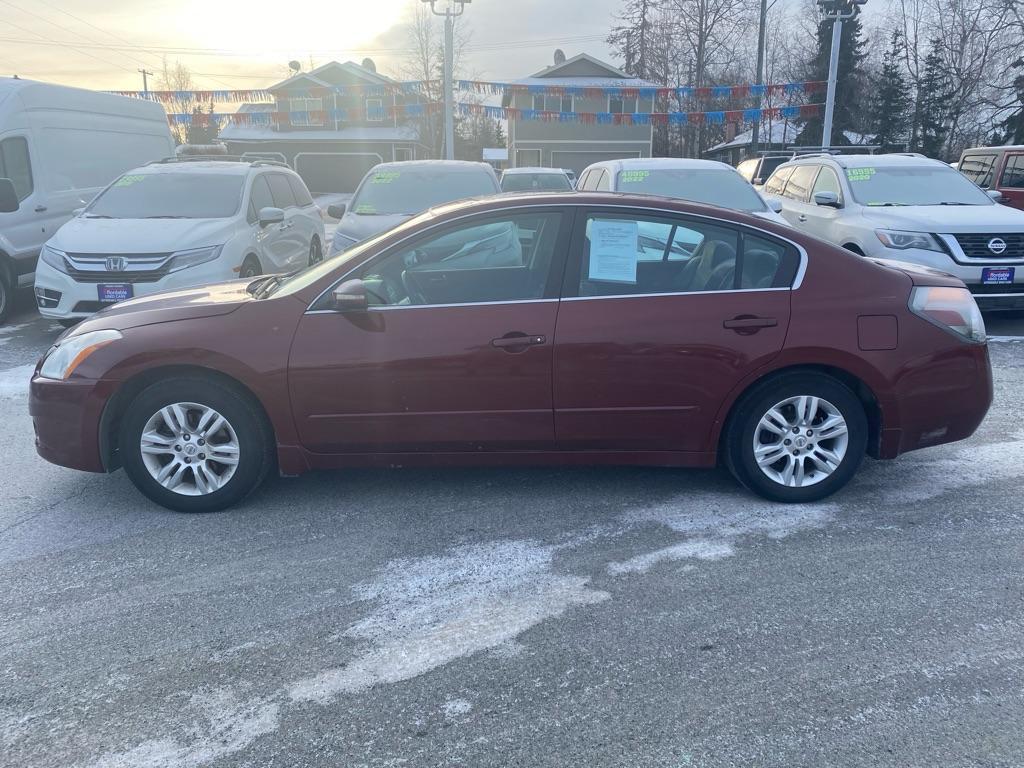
[957,146,1024,210]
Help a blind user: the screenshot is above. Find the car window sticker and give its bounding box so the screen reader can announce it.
[619,170,651,183]
[113,174,147,187]
[371,170,401,184]
[845,168,876,182]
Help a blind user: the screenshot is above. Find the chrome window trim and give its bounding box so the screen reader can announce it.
[562,287,790,302]
[306,201,809,312]
[306,298,558,314]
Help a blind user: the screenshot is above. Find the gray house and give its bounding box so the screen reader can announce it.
[505,53,655,174]
[220,60,429,193]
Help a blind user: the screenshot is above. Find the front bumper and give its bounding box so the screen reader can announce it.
[33,258,234,320]
[29,374,117,473]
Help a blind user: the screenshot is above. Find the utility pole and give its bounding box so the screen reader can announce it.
[138,68,154,97]
[751,0,768,154]
[422,0,471,160]
[817,0,866,150]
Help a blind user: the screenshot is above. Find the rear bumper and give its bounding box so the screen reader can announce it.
[29,375,116,473]
[878,342,993,459]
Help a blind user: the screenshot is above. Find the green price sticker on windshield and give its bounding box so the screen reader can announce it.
[355,204,377,214]
[114,174,147,187]
[620,170,650,183]
[371,171,401,184]
[845,168,876,182]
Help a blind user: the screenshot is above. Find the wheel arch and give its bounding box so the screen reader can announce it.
[99,364,276,472]
[842,242,866,256]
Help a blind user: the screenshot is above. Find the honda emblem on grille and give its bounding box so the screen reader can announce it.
[988,238,1007,255]
[105,256,127,271]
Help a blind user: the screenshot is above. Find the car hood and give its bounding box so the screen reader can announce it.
[49,216,233,254]
[336,212,413,243]
[868,258,965,288]
[860,204,1024,233]
[65,279,253,336]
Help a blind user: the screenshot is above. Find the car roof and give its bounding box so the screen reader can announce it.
[132,160,263,176]
[781,153,948,170]
[961,145,1024,153]
[503,167,569,175]
[371,160,493,172]
[584,157,735,174]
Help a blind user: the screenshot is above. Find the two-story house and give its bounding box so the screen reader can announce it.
[504,53,655,174]
[220,60,429,193]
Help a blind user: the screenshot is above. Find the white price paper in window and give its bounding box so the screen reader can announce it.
[588,219,639,283]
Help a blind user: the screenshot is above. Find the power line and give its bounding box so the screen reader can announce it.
[0,13,135,74]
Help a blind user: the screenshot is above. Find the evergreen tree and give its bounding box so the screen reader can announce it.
[607,0,658,80]
[869,31,911,151]
[994,60,1024,145]
[796,11,868,146]
[913,41,952,158]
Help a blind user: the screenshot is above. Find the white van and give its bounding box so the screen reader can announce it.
[0,78,175,322]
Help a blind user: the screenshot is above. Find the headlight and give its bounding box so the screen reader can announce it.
[909,286,986,343]
[167,245,223,273]
[39,329,122,380]
[40,245,69,274]
[875,230,944,252]
[331,232,358,256]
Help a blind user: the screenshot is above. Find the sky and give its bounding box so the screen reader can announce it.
[0,0,625,91]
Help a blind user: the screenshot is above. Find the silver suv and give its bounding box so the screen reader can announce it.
[763,153,1024,310]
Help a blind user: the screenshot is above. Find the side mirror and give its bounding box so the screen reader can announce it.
[0,178,19,213]
[987,189,1007,203]
[327,203,347,219]
[258,206,285,228]
[753,177,763,186]
[813,191,841,208]
[331,278,368,312]
[764,197,784,213]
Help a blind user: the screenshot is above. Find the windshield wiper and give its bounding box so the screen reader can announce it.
[145,215,188,219]
[84,213,115,219]
[937,201,972,206]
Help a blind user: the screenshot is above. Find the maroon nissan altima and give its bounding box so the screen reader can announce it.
[29,193,992,512]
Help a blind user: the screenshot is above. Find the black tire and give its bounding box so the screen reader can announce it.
[118,376,275,513]
[308,237,323,266]
[724,372,868,503]
[0,268,10,324]
[240,256,262,278]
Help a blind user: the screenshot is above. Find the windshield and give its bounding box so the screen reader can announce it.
[845,165,994,206]
[350,167,499,216]
[86,173,245,219]
[501,172,572,192]
[616,168,768,212]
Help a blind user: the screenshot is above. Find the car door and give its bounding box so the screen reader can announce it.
[287,208,571,453]
[265,172,306,270]
[996,152,1024,211]
[286,174,319,261]
[0,134,47,273]
[797,165,845,240]
[552,208,797,452]
[248,174,290,270]
[778,164,818,232]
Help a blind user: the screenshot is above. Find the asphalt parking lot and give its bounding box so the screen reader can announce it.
[2,291,1024,768]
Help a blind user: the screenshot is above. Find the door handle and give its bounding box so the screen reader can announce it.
[491,333,546,350]
[723,316,777,334]
[797,214,808,222]
[34,205,47,212]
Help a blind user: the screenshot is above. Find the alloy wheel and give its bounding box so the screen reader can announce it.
[139,402,240,496]
[752,395,849,488]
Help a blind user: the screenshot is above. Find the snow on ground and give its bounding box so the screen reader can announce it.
[0,365,35,400]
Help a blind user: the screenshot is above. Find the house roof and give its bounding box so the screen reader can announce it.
[528,53,630,80]
[219,122,421,143]
[707,124,871,153]
[267,60,396,93]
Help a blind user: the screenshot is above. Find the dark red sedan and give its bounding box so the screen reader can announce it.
[29,193,993,512]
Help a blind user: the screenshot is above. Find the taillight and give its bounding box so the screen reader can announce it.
[909,286,986,343]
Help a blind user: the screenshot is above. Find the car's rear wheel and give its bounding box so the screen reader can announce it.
[725,373,867,503]
[240,256,262,279]
[308,237,323,266]
[119,377,275,512]
[0,269,10,324]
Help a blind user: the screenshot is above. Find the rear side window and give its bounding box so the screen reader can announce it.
[0,136,33,201]
[959,153,997,188]
[784,165,817,202]
[1000,154,1024,189]
[740,234,798,289]
[287,175,314,206]
[763,166,794,195]
[267,174,297,208]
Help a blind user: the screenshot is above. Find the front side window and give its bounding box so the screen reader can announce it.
[267,174,297,208]
[811,166,843,200]
[350,167,498,216]
[783,165,817,202]
[574,212,798,297]
[86,172,244,219]
[736,159,757,182]
[1000,154,1024,189]
[0,136,33,201]
[594,171,611,191]
[287,175,314,206]
[356,212,563,307]
[249,175,275,219]
[959,153,997,187]
[763,166,794,196]
[615,167,768,212]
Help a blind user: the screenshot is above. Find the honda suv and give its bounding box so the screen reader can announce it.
[763,153,1024,310]
[34,159,326,324]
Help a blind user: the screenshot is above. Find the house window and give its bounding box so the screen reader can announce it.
[394,147,413,162]
[366,98,385,122]
[289,97,323,127]
[532,94,573,113]
[608,96,638,114]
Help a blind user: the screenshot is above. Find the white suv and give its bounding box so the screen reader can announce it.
[763,153,1024,310]
[34,159,326,323]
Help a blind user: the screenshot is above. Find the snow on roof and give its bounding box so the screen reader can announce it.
[372,160,493,171]
[586,157,734,172]
[482,147,508,161]
[267,60,395,92]
[502,167,569,175]
[829,153,944,168]
[510,76,658,87]
[219,122,421,143]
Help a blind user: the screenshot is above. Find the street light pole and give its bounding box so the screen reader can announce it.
[423,0,471,160]
[751,0,767,154]
[817,0,865,150]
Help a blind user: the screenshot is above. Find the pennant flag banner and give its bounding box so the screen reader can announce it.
[109,82,438,103]
[456,79,827,100]
[167,102,822,128]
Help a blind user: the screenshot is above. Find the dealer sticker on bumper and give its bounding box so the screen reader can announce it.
[982,267,1014,285]
[98,283,133,302]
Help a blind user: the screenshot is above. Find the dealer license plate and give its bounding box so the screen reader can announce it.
[98,283,133,302]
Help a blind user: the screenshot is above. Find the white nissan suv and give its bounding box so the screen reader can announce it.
[34,158,326,324]
[763,153,1024,310]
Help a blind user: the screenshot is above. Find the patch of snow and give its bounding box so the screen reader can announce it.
[986,336,1024,343]
[0,321,30,337]
[0,364,35,400]
[608,539,733,575]
[442,698,473,719]
[87,689,279,768]
[287,539,608,703]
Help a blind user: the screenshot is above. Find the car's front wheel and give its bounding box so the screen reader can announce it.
[308,237,323,266]
[725,373,867,503]
[119,377,275,512]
